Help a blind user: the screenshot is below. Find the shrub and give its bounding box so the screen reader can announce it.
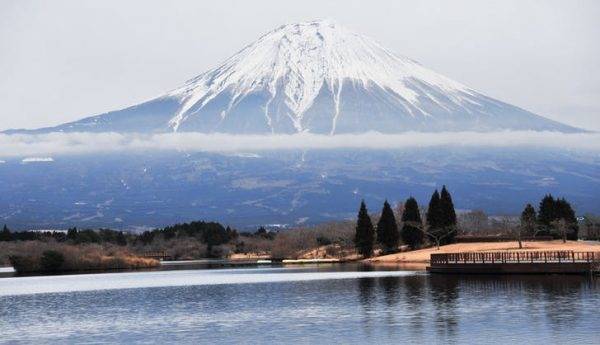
[40,250,65,272]
[9,255,40,273]
[6,242,159,274]
[316,236,332,246]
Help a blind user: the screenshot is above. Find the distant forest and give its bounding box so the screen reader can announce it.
[1,188,599,264]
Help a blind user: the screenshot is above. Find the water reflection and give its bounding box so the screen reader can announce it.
[358,277,376,307]
[403,275,426,338]
[1,267,598,344]
[428,275,459,339]
[380,276,400,307]
[354,273,598,344]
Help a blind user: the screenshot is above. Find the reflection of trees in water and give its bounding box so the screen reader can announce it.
[358,277,376,306]
[380,276,400,307]
[379,276,401,338]
[356,273,597,342]
[436,275,594,331]
[538,276,589,328]
[357,277,376,333]
[428,275,459,339]
[403,275,426,338]
[357,277,376,337]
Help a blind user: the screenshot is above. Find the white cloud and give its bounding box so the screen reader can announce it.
[0,131,599,158]
[21,157,54,163]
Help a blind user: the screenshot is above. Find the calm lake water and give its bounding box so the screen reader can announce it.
[0,265,598,344]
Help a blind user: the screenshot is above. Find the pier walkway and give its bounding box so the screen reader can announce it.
[427,251,600,274]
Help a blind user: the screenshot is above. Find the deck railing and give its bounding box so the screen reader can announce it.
[141,251,170,260]
[430,251,598,265]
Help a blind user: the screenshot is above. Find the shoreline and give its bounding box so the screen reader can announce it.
[4,241,599,278]
[367,240,600,264]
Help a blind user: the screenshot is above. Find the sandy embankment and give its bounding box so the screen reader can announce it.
[367,240,600,263]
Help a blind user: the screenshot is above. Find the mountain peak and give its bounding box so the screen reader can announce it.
[14,21,579,135]
[167,19,475,133]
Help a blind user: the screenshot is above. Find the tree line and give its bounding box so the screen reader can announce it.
[0,225,129,245]
[0,221,239,250]
[355,185,458,257]
[354,187,582,257]
[519,194,578,242]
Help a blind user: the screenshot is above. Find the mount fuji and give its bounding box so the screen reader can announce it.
[16,20,578,134]
[2,20,597,230]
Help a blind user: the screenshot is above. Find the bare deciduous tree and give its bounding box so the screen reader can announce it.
[403,220,456,250]
[551,218,570,243]
[498,216,522,249]
[458,210,489,235]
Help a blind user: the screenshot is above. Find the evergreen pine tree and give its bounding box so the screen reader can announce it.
[0,225,11,242]
[376,200,400,254]
[66,227,78,242]
[400,197,424,249]
[537,194,556,235]
[555,198,579,240]
[520,204,537,237]
[426,189,456,249]
[426,190,441,227]
[354,200,375,258]
[116,231,127,246]
[439,185,457,244]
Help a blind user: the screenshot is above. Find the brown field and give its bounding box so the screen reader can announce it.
[367,240,600,263]
[0,241,159,273]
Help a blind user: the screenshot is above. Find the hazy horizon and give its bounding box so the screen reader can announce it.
[1,0,599,131]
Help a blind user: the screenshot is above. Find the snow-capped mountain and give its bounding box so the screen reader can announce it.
[14,19,577,134]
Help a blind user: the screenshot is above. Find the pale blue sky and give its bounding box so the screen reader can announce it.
[1,0,599,130]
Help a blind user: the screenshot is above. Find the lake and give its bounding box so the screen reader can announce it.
[0,265,598,344]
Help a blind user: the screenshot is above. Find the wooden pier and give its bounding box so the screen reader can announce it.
[141,251,172,261]
[427,251,600,275]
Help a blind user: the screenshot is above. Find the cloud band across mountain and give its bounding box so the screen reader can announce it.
[0,131,598,158]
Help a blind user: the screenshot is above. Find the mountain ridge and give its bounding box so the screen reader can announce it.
[5,19,581,134]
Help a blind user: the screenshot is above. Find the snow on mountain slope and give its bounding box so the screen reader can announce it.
[167,19,477,133]
[12,20,579,134]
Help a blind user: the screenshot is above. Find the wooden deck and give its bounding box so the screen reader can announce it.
[427,251,600,275]
[141,251,172,261]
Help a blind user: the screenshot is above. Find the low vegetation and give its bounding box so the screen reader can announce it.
[1,187,598,273]
[2,241,158,273]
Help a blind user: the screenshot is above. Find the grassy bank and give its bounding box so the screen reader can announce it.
[1,241,159,273]
[367,240,600,263]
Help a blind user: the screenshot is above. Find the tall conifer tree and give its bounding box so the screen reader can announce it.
[520,204,537,237]
[354,200,375,257]
[400,197,424,249]
[0,225,11,242]
[426,190,442,229]
[555,197,578,240]
[377,200,400,254]
[439,185,457,244]
[426,190,446,247]
[537,194,556,235]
